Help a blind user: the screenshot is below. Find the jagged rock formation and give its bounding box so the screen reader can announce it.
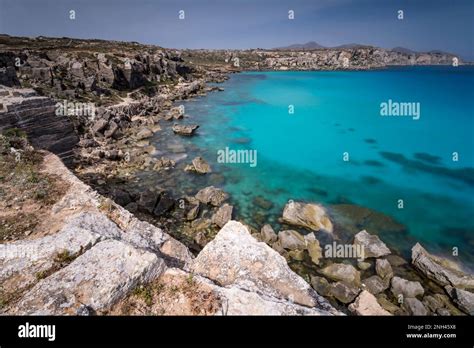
[0,86,79,164]
[1,152,341,316]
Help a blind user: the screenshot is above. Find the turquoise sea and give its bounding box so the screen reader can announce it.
[153,66,474,270]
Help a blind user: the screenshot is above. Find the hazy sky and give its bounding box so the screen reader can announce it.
[1,0,473,59]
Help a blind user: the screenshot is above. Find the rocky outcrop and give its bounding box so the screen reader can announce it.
[190,221,340,314]
[0,87,79,165]
[411,243,474,290]
[281,201,333,232]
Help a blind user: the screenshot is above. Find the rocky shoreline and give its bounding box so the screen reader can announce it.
[0,35,473,316]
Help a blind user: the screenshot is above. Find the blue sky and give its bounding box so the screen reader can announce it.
[1,0,473,59]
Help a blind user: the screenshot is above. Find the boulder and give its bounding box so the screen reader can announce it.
[402,298,428,316]
[327,282,360,304]
[195,186,228,207]
[136,127,153,140]
[211,204,233,228]
[348,290,392,316]
[411,243,474,290]
[282,201,333,232]
[191,221,339,313]
[445,286,474,315]
[363,275,388,295]
[390,276,424,298]
[153,191,174,217]
[320,263,361,287]
[375,258,393,282]
[353,230,391,259]
[153,157,175,171]
[9,239,165,315]
[185,156,212,174]
[172,123,199,136]
[310,276,331,297]
[278,230,306,250]
[261,224,277,244]
[305,233,322,265]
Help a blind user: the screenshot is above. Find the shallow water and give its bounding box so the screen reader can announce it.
[151,66,474,270]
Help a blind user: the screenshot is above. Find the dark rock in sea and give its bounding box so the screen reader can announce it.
[138,189,160,214]
[413,152,442,165]
[110,188,132,207]
[153,191,175,217]
[363,160,384,167]
[231,137,252,144]
[364,138,377,144]
[361,176,381,185]
[252,196,274,210]
[380,151,474,186]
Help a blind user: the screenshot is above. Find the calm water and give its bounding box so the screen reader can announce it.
[153,66,474,270]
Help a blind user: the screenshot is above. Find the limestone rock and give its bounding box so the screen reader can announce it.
[390,276,424,298]
[211,204,233,228]
[348,290,392,316]
[375,258,393,281]
[9,239,166,315]
[411,243,474,290]
[363,275,388,295]
[282,201,333,232]
[353,230,391,259]
[260,224,277,244]
[445,286,474,315]
[185,156,212,174]
[195,186,228,207]
[278,230,306,250]
[191,221,339,313]
[320,263,361,287]
[402,298,428,316]
[172,123,199,136]
[327,282,360,304]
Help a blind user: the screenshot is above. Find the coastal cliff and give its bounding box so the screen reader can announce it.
[0,35,473,316]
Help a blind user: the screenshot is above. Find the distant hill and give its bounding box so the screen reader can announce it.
[275,41,325,50]
[391,46,417,54]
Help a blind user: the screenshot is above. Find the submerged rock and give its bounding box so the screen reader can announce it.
[411,243,474,290]
[282,201,333,232]
[184,156,212,174]
[195,186,228,207]
[172,123,199,136]
[353,230,391,259]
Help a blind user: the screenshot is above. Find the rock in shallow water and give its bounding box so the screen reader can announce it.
[195,186,228,207]
[172,123,199,136]
[282,201,333,232]
[320,263,361,287]
[411,243,474,290]
[353,230,391,259]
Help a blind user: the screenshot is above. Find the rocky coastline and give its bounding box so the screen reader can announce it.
[0,35,473,316]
